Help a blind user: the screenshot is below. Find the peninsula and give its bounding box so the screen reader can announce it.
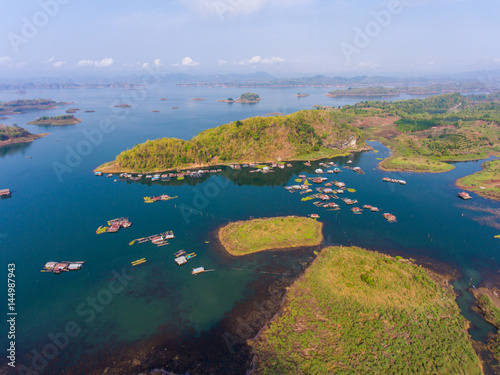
[0,124,47,147]
[27,115,81,126]
[253,246,482,374]
[219,216,323,256]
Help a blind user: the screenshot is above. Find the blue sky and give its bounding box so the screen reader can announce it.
[0,0,499,78]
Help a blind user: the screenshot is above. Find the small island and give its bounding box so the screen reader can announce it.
[253,246,482,374]
[27,115,81,126]
[236,92,261,103]
[0,124,47,147]
[219,216,323,256]
[191,98,206,101]
[65,108,80,113]
[295,93,309,97]
[113,104,132,108]
[217,97,235,103]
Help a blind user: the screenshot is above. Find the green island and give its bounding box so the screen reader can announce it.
[253,246,482,374]
[0,98,68,115]
[27,114,81,126]
[473,289,500,372]
[0,124,47,147]
[236,92,261,103]
[456,159,500,201]
[96,109,365,173]
[218,216,323,256]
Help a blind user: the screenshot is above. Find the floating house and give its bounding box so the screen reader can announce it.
[0,189,11,198]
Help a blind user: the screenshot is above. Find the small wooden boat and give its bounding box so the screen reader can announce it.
[383,213,397,222]
[457,191,471,200]
[0,189,11,198]
[94,172,103,176]
[192,267,205,275]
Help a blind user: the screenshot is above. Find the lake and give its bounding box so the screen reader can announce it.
[0,85,499,374]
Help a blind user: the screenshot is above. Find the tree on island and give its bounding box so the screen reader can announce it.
[0,124,31,140]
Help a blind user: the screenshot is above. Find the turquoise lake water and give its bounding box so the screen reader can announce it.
[0,86,499,373]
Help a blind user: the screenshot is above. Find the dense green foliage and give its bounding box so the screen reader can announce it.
[0,124,31,141]
[113,110,363,171]
[254,247,481,374]
[239,92,260,101]
[34,115,75,121]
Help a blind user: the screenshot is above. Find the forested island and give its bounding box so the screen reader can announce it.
[0,98,69,115]
[0,124,47,147]
[27,114,81,126]
[253,246,482,374]
[96,109,365,173]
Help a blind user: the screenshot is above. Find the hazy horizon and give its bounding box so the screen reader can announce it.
[0,0,499,79]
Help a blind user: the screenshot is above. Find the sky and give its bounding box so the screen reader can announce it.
[0,0,499,79]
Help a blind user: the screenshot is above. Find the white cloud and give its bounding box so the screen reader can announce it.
[238,55,284,65]
[218,59,227,65]
[46,57,55,63]
[181,57,200,66]
[52,61,67,68]
[183,0,311,17]
[0,56,12,65]
[142,62,150,69]
[77,58,113,68]
[154,59,162,67]
[357,61,378,68]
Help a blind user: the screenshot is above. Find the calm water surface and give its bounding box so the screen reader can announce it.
[0,86,499,372]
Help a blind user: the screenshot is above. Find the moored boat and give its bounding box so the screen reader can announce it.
[351,207,362,214]
[383,213,397,222]
[0,189,11,198]
[457,191,472,200]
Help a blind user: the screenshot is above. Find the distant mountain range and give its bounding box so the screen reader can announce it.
[0,70,499,90]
